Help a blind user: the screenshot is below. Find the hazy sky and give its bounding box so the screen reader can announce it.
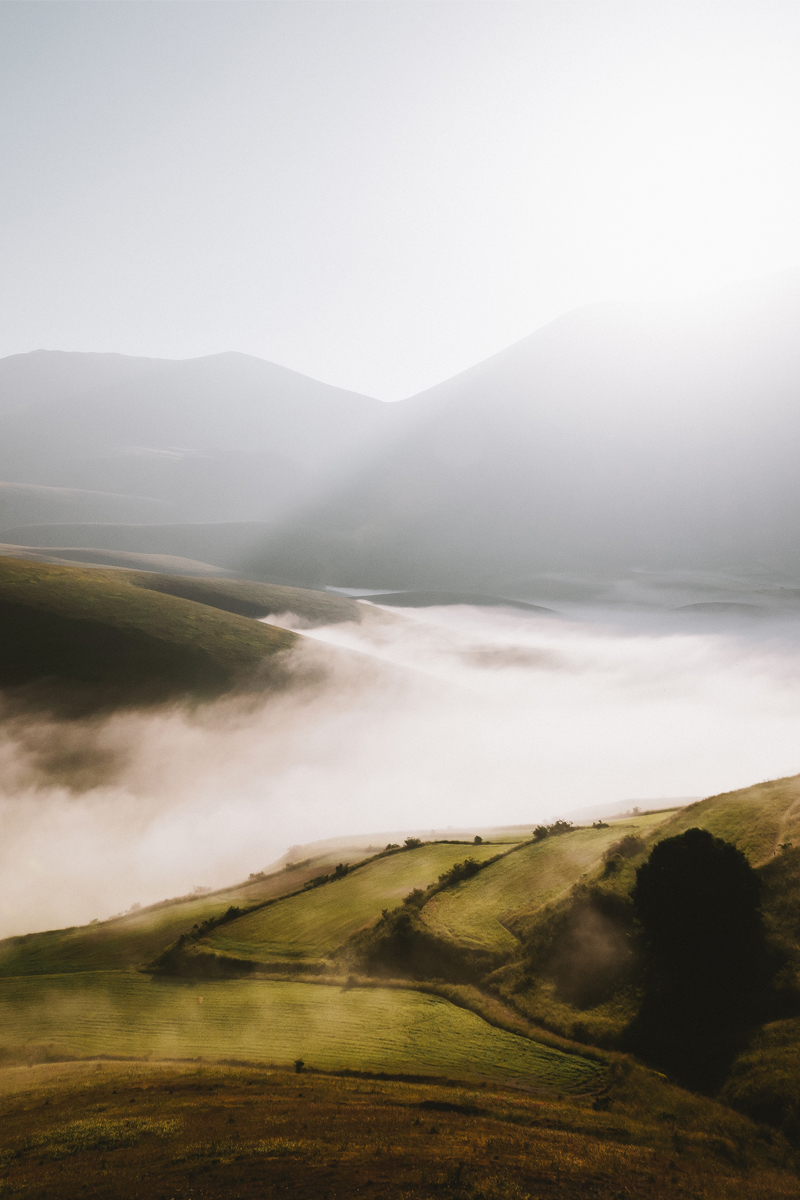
[4,2,800,399]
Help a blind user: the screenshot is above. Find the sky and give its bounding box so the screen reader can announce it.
[4,2,800,399]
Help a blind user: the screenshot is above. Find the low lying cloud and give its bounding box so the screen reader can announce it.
[3,601,800,938]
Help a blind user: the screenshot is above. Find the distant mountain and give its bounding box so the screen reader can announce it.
[6,278,800,595]
[0,350,388,523]
[0,481,174,528]
[301,277,800,592]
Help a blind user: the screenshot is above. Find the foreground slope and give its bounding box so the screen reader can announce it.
[2,1059,794,1200]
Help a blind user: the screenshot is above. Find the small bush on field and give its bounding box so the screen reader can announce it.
[603,835,645,876]
[533,820,573,841]
[404,837,423,850]
[548,819,573,836]
[438,858,484,888]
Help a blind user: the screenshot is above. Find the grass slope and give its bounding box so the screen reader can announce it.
[0,973,597,1091]
[130,573,360,625]
[481,777,800,1053]
[0,556,296,706]
[0,1059,796,1200]
[204,844,503,967]
[639,773,800,865]
[0,856,363,979]
[422,815,670,955]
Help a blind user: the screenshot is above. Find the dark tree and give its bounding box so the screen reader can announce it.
[627,827,771,1090]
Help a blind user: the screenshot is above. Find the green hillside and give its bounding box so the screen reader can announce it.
[202,842,503,968]
[635,774,800,865]
[5,775,800,1142]
[422,814,670,955]
[0,556,297,707]
[130,572,360,625]
[481,776,800,1056]
[0,855,361,978]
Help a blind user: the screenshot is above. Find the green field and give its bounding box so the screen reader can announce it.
[205,843,504,965]
[0,855,367,979]
[422,815,671,953]
[0,972,599,1091]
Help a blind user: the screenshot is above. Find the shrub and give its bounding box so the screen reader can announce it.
[437,858,483,888]
[548,819,573,836]
[604,834,645,861]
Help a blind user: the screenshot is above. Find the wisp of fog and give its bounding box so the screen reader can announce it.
[2,601,800,938]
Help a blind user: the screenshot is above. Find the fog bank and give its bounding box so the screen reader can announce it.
[2,603,800,938]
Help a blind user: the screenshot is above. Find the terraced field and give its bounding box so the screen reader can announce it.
[0,972,600,1091]
[205,843,503,965]
[422,814,672,953]
[0,852,381,978]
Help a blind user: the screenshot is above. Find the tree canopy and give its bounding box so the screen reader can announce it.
[628,827,770,1090]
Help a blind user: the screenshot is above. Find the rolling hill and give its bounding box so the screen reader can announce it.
[3,772,800,1162]
[0,349,389,527]
[0,556,303,709]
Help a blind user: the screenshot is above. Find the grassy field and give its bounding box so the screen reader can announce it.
[205,843,504,965]
[0,556,297,705]
[0,1057,796,1200]
[422,816,671,954]
[644,773,800,865]
[0,973,599,1091]
[0,854,367,978]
